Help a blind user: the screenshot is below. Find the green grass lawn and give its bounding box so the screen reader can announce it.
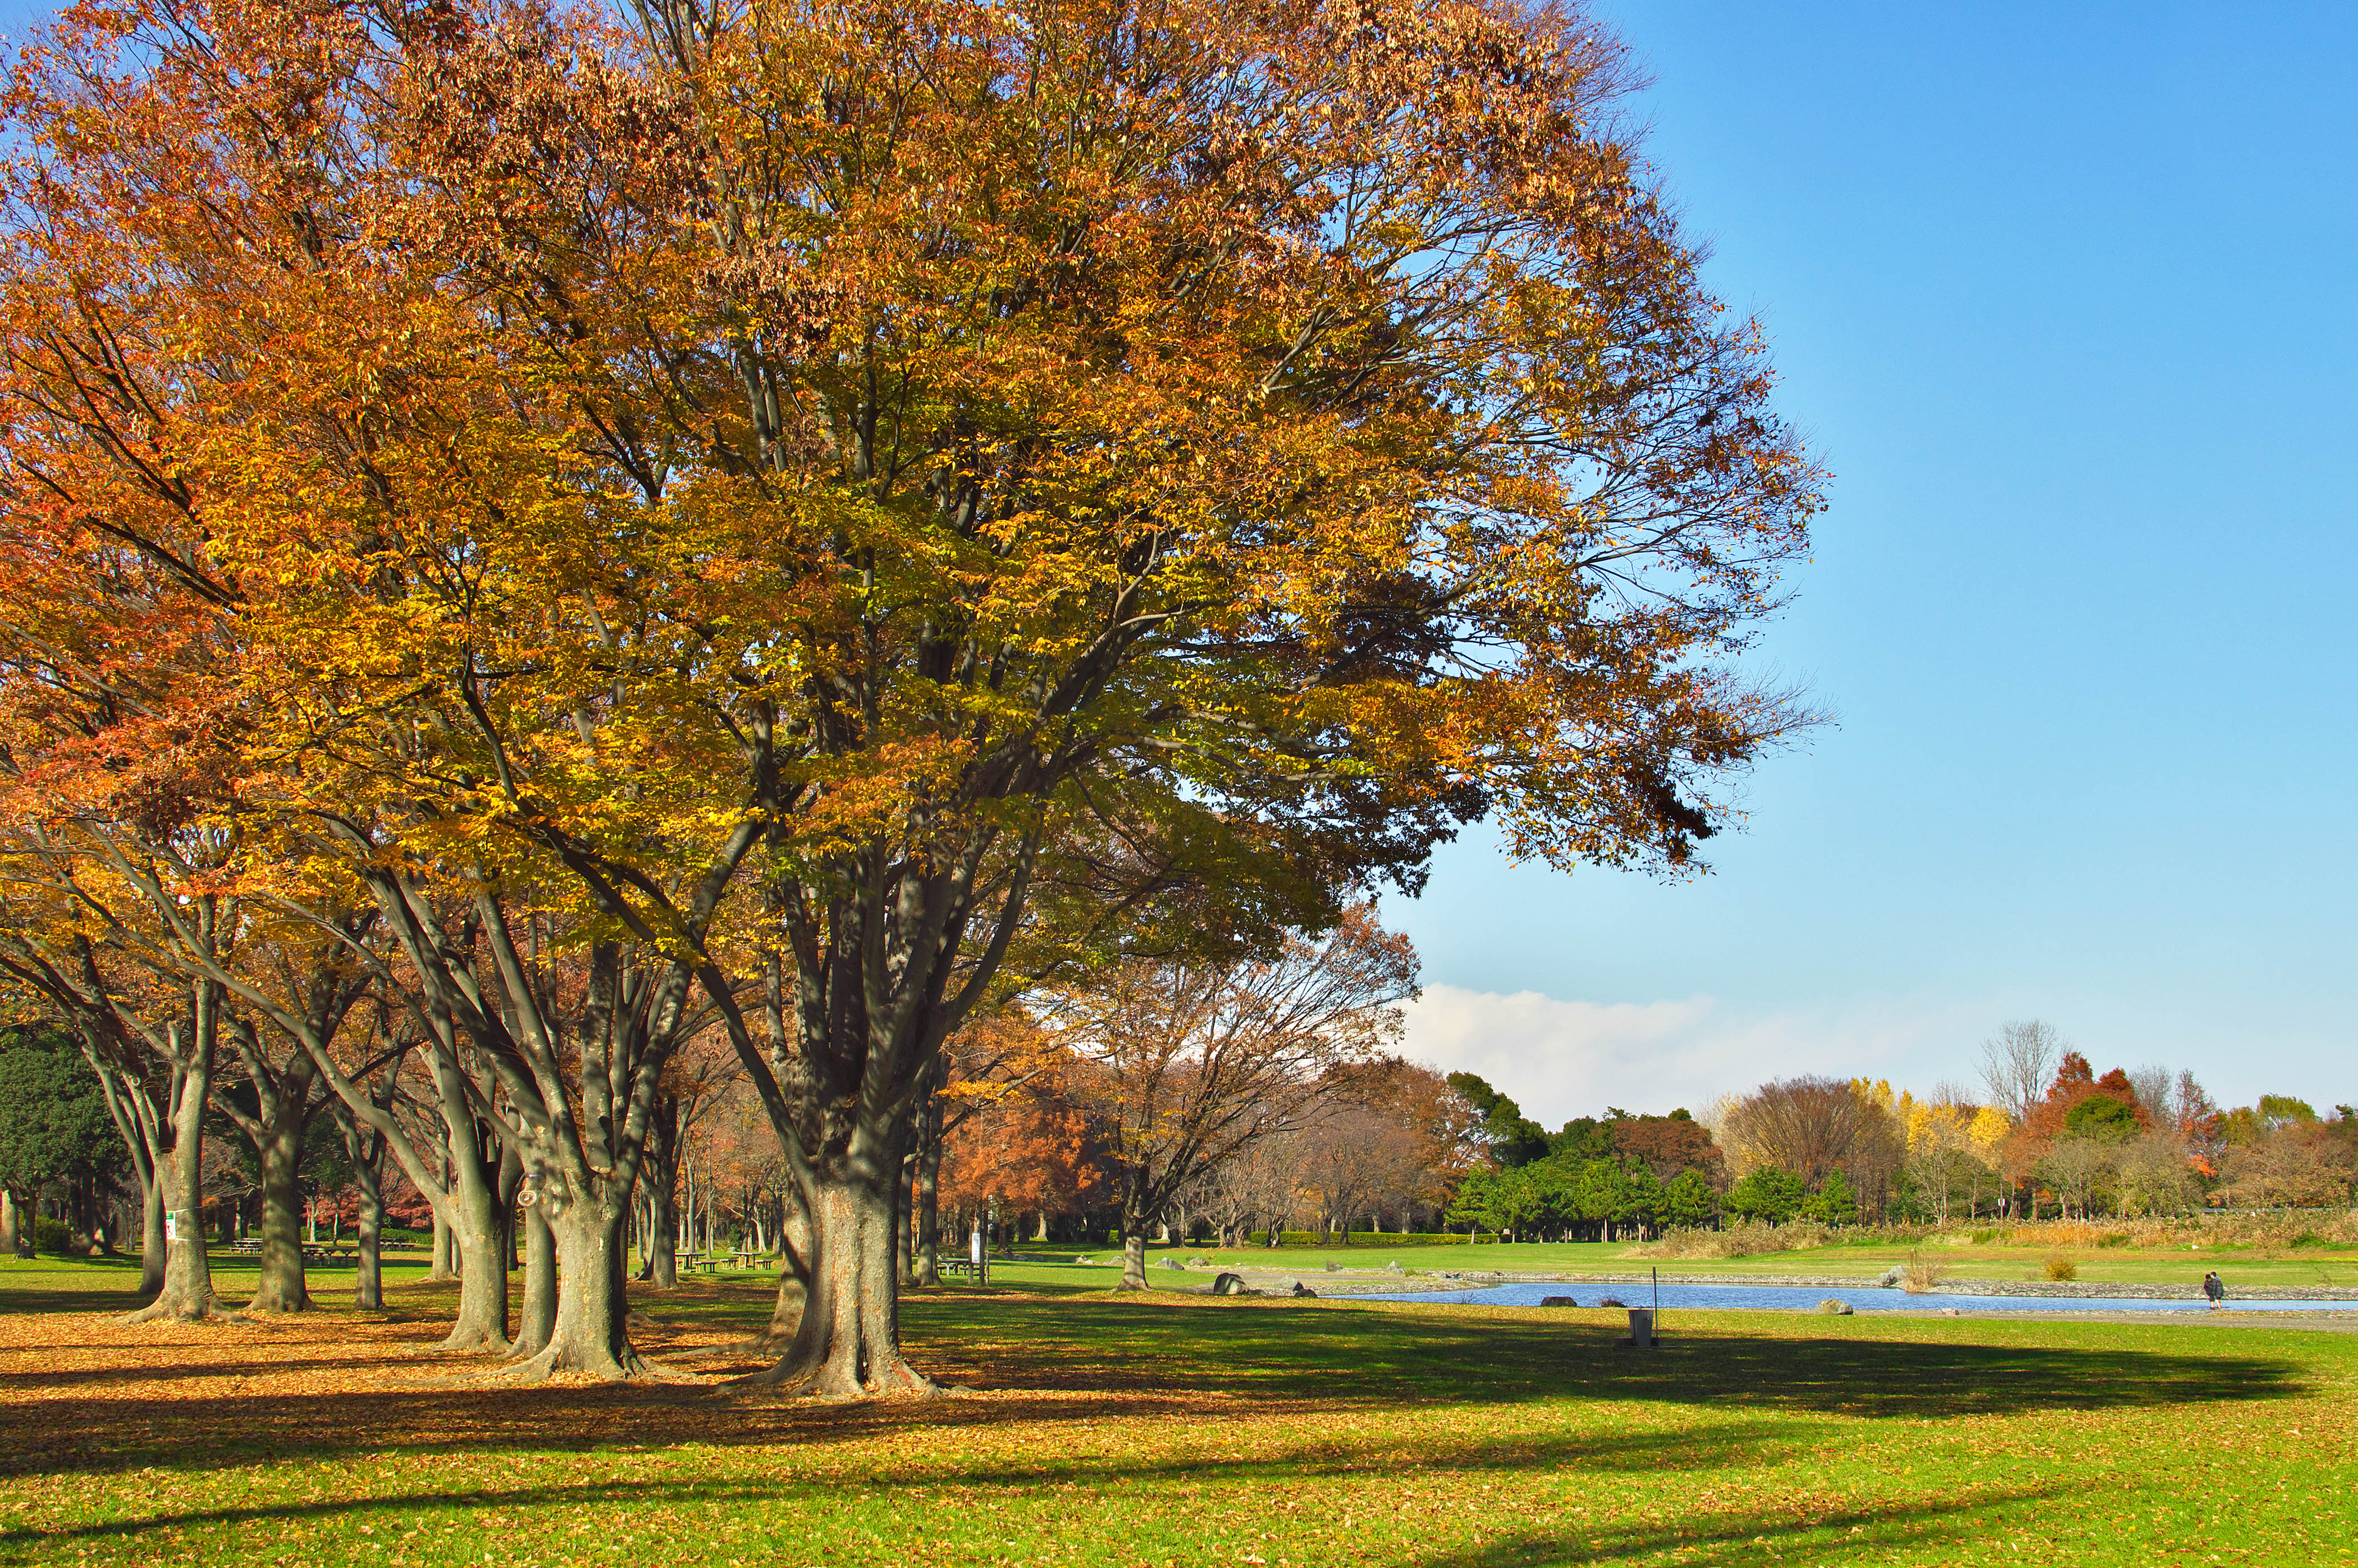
[2,1249,2352,1566]
[957,1236,2358,1292]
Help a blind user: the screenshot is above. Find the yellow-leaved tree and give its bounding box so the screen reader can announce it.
[0,0,1822,1388]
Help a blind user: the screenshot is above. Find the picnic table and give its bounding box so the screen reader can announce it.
[222,1238,357,1261]
[679,1250,765,1274]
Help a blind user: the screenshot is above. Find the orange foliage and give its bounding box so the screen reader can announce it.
[937,1029,1108,1220]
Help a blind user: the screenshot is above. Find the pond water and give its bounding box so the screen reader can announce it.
[1359,1280,2357,1314]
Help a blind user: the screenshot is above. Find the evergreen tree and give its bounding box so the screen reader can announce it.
[0,1025,128,1254]
[1446,1073,1552,1168]
[1666,1168,1719,1229]
[1728,1168,1806,1223]
[1621,1166,1666,1237]
[1806,1168,1858,1226]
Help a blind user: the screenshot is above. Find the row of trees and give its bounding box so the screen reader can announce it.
[0,0,1820,1393]
[1692,1023,2355,1227]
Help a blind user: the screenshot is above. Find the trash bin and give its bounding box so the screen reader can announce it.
[1616,1308,1656,1348]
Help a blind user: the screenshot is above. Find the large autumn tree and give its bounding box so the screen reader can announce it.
[0,0,1821,1387]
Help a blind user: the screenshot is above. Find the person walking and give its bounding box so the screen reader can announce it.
[2202,1270,2225,1309]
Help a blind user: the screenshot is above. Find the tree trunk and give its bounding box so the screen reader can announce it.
[438,1134,512,1354]
[85,1047,164,1288]
[512,1201,557,1358]
[429,1207,454,1279]
[646,1173,680,1288]
[497,1141,524,1270]
[246,1096,313,1314]
[755,1165,936,1397]
[1121,1228,1149,1290]
[336,1100,389,1311]
[761,1182,814,1342]
[127,1050,221,1323]
[895,1161,914,1284]
[1,1190,24,1259]
[353,1167,384,1311]
[913,1124,943,1287]
[511,1198,641,1381]
[139,1187,164,1293]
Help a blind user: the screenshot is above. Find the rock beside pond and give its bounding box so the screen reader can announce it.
[1386,1261,1404,1274]
[1598,1297,1626,1308]
[1877,1267,1904,1287]
[1159,1257,1186,1270]
[1290,1282,1318,1297]
[1211,1272,1254,1296]
[1817,1298,1854,1315]
[1540,1296,1578,1308]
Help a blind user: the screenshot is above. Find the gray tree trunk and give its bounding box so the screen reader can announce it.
[511,1191,640,1380]
[761,1182,814,1342]
[913,1113,943,1287]
[512,1201,557,1358]
[895,1162,913,1284]
[339,1103,389,1311]
[0,1190,23,1258]
[246,1081,315,1313]
[438,1122,511,1354]
[754,1154,931,1397]
[353,1171,384,1310]
[128,1040,221,1323]
[138,1181,166,1294]
[1119,1171,1153,1290]
[646,1175,679,1288]
[1122,1229,1149,1290]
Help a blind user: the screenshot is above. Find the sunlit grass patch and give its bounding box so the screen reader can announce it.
[1,1256,2352,1566]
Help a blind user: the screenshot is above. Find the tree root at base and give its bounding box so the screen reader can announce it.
[674,1331,798,1361]
[429,1328,514,1357]
[485,1342,706,1386]
[114,1297,245,1326]
[732,1352,959,1400]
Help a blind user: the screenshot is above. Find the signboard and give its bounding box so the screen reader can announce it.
[163,1209,179,1243]
[969,1228,982,1269]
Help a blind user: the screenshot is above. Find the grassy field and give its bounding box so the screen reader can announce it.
[1,1250,2352,1566]
[25,1233,2358,1296]
[941,1236,2358,1292]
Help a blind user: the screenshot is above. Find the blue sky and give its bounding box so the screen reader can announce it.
[1389,3,2358,1123]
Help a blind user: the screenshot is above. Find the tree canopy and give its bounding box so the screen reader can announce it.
[0,0,1822,1384]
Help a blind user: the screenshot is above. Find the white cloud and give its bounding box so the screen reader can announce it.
[1397,985,1975,1126]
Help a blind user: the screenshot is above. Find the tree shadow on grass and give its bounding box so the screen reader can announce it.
[1392,1486,2067,1567]
[0,1421,1959,1554]
[0,1301,2309,1484]
[0,1355,390,1392]
[916,1293,2314,1419]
